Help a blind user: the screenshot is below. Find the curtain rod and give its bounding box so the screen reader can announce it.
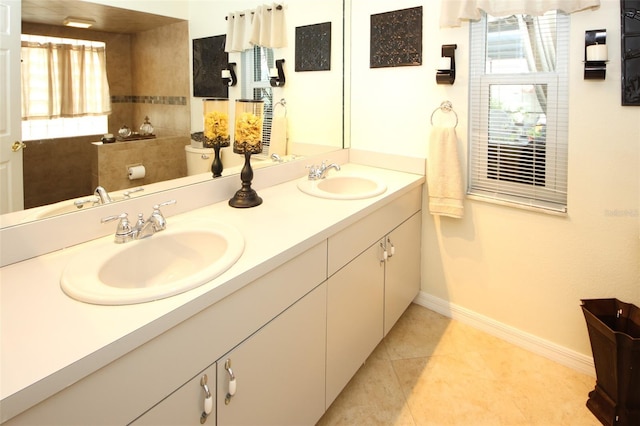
[225,5,283,20]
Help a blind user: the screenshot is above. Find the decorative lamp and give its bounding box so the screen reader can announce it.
[203,98,231,177]
[229,99,264,208]
[222,62,237,86]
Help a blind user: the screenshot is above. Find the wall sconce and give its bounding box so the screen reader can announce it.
[436,44,457,85]
[584,29,607,80]
[269,59,286,87]
[222,63,237,87]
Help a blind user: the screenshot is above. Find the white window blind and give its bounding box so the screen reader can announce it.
[241,46,274,154]
[468,11,569,213]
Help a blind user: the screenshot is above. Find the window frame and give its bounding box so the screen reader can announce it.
[468,11,570,213]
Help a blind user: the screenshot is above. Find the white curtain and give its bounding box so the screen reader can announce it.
[440,0,600,27]
[225,3,287,53]
[225,11,253,52]
[21,41,111,119]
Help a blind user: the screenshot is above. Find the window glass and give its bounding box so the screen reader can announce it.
[468,11,568,213]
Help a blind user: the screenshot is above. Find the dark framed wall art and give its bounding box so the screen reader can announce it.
[370,6,423,68]
[622,0,640,105]
[295,22,332,72]
[192,35,229,98]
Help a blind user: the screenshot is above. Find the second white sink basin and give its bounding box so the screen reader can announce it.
[297,174,387,200]
[61,218,244,305]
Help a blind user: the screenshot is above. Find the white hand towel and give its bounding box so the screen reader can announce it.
[269,116,288,156]
[427,126,464,218]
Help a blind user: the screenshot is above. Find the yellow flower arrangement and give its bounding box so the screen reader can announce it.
[234,112,262,147]
[204,111,230,142]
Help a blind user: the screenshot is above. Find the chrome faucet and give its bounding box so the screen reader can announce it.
[136,200,176,239]
[94,186,113,204]
[307,161,341,180]
[101,200,176,243]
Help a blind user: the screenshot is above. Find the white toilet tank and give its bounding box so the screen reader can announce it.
[185,145,214,176]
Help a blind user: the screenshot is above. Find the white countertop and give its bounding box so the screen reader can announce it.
[0,162,424,422]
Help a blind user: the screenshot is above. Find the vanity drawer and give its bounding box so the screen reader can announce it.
[327,186,421,276]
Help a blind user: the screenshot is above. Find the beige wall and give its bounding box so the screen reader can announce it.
[130,21,191,137]
[351,0,640,358]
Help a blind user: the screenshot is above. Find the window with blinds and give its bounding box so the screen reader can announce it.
[468,11,569,213]
[241,46,274,154]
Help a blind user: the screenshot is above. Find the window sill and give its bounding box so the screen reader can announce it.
[466,192,567,216]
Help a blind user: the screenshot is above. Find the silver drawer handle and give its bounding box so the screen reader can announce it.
[200,374,213,424]
[224,359,237,405]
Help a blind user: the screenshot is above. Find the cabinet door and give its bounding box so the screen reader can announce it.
[130,364,216,425]
[326,241,385,407]
[384,212,422,336]
[216,283,327,426]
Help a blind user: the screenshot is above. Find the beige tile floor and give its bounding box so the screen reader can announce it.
[317,303,601,426]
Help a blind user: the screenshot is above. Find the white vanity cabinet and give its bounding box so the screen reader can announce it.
[2,175,424,426]
[215,283,326,425]
[132,283,327,426]
[130,364,217,425]
[325,187,422,407]
[383,211,422,336]
[4,242,327,426]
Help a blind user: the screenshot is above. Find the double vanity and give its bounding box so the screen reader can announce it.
[0,151,425,425]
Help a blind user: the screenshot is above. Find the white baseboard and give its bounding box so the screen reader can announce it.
[413,291,595,377]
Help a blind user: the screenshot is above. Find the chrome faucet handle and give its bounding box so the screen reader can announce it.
[101,213,134,244]
[306,164,322,180]
[150,200,177,229]
[123,187,144,198]
[74,197,98,209]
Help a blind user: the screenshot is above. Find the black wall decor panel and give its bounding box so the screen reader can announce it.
[193,35,229,98]
[370,6,423,68]
[622,0,640,105]
[295,22,332,72]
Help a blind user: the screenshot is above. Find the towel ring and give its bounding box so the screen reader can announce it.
[430,101,458,128]
[275,98,287,117]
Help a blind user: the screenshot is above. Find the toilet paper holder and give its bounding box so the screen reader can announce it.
[127,164,146,180]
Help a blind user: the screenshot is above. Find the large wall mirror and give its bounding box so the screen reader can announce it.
[2,0,347,229]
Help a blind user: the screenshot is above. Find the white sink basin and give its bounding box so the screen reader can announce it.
[61,219,245,305]
[297,174,387,200]
[26,195,131,221]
